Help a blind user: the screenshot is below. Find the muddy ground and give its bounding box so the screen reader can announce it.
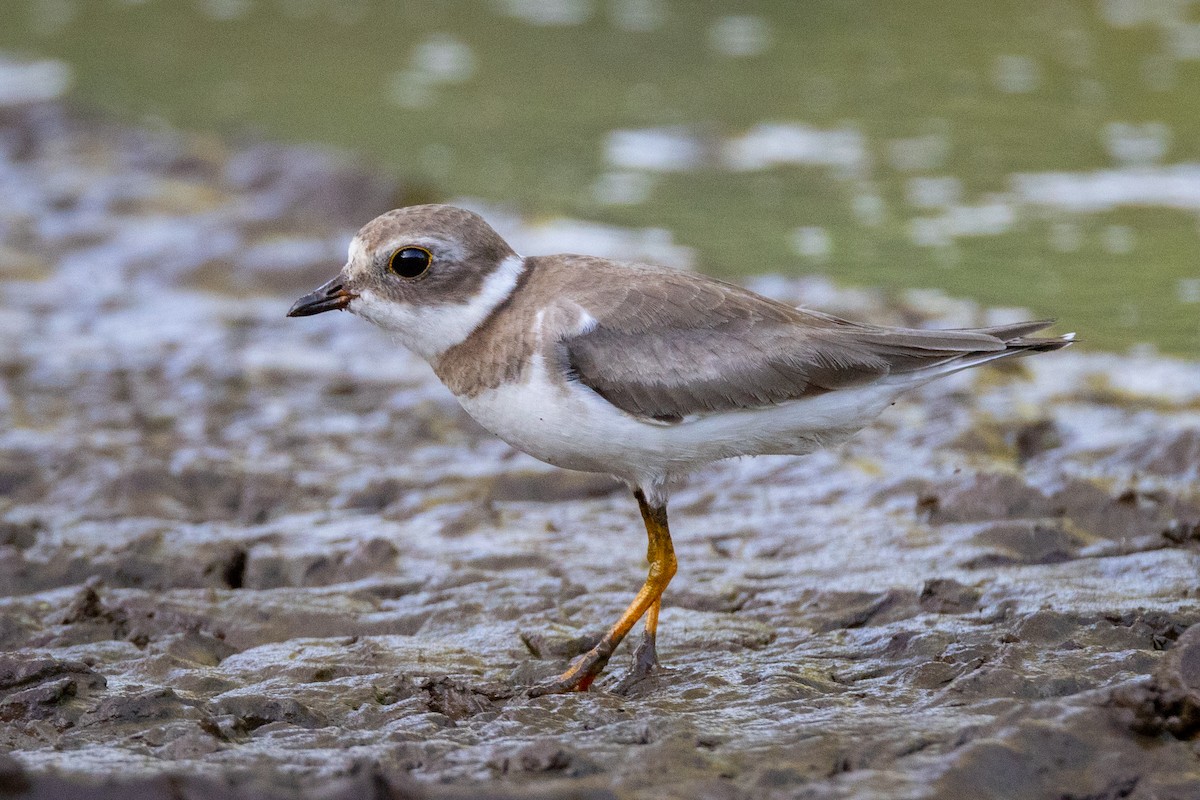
[2,99,1200,799]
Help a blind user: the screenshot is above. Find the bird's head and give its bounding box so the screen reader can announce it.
[287,204,522,360]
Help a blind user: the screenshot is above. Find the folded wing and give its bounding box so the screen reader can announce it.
[561,271,1068,422]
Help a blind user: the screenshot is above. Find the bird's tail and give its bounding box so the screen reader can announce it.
[871,319,1076,386]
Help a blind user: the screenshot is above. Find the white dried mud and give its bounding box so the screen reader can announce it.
[2,101,1200,799]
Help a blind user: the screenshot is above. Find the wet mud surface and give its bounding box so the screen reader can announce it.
[3,101,1200,799]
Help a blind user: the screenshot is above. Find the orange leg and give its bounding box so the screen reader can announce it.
[529,489,675,695]
[608,596,663,694]
[644,597,661,642]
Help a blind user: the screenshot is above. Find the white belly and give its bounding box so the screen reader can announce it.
[455,354,902,487]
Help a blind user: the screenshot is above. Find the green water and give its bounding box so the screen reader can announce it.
[4,0,1199,354]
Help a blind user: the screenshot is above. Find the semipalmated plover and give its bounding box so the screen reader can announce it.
[288,204,1072,695]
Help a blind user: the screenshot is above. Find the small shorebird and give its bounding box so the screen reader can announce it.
[288,204,1072,694]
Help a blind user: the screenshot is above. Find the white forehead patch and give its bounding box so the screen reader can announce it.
[349,254,526,361]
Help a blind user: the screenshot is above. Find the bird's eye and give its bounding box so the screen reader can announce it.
[388,246,432,279]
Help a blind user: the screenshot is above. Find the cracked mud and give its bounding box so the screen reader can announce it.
[2,101,1200,799]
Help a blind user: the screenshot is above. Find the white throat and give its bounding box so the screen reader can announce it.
[350,254,525,361]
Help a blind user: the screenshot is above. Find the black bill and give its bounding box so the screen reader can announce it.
[287,278,355,317]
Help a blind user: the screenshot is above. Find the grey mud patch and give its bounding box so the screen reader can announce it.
[2,100,1200,799]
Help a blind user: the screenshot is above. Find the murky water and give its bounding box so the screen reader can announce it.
[2,0,1199,353]
[2,76,1200,798]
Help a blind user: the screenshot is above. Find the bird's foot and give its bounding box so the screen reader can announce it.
[609,630,659,695]
[528,646,612,696]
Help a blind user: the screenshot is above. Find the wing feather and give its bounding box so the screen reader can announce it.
[561,271,1059,421]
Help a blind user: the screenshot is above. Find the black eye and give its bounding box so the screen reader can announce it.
[388,246,432,278]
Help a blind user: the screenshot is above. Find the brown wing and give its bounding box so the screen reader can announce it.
[561,269,1055,422]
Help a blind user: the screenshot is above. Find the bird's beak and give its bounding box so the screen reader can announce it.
[287,277,356,317]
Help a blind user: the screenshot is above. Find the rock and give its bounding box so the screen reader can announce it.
[1105,428,1200,480]
[420,677,513,721]
[0,653,107,727]
[919,578,981,614]
[1111,623,1200,738]
[924,472,1055,523]
[961,520,1086,567]
[211,695,328,731]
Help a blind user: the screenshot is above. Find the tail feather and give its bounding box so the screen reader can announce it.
[970,318,1058,340]
[878,323,1075,385]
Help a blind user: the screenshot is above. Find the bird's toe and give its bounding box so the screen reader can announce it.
[527,648,611,696]
[609,631,660,695]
